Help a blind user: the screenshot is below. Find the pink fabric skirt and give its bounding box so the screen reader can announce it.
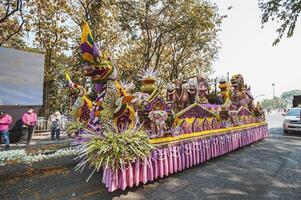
[102,124,269,192]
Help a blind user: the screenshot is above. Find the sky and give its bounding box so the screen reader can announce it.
[211,0,301,101]
[0,47,44,105]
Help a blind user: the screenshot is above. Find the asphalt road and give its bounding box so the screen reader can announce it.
[2,113,301,200]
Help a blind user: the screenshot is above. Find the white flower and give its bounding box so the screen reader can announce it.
[0,148,81,166]
[138,69,158,81]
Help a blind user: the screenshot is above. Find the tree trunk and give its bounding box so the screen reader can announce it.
[42,51,52,118]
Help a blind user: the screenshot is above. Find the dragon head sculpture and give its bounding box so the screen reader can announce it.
[65,72,92,123]
[78,21,137,133]
[65,72,86,106]
[80,21,118,83]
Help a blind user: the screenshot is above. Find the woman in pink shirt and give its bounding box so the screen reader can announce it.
[21,107,37,145]
[0,111,12,149]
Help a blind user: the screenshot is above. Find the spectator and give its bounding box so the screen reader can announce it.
[51,111,62,141]
[21,107,37,145]
[0,111,12,150]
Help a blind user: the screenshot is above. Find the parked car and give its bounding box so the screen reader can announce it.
[283,108,301,134]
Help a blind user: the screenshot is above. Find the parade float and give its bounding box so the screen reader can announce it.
[66,21,268,192]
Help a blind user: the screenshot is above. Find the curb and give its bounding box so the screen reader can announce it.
[0,139,75,151]
[0,155,77,181]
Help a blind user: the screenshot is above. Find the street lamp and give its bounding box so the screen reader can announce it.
[272,83,275,99]
[254,94,265,99]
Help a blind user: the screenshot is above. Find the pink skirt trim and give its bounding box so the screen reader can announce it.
[102,125,269,192]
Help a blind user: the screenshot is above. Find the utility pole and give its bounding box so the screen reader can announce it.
[272,83,275,99]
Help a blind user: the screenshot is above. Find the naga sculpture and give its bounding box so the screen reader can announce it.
[65,72,92,123]
[80,21,136,133]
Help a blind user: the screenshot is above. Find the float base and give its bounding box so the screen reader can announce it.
[102,123,268,192]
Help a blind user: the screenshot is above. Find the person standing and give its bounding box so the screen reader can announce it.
[22,107,37,145]
[0,111,12,149]
[50,111,62,141]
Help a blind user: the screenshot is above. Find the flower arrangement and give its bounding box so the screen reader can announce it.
[138,69,159,82]
[75,128,155,174]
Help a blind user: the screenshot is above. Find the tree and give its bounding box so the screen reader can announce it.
[0,0,223,117]
[259,0,301,45]
[27,0,72,117]
[280,90,301,104]
[117,0,222,81]
[47,55,71,114]
[261,97,287,109]
[66,0,125,92]
[67,0,124,52]
[162,0,221,80]
[0,0,26,47]
[260,89,301,109]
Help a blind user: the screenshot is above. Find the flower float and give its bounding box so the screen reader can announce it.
[65,21,268,192]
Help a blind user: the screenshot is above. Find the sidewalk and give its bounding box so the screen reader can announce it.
[0,131,75,151]
[0,130,79,181]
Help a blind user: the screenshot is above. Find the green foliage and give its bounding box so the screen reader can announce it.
[280,90,301,103]
[261,90,301,109]
[261,97,287,109]
[84,128,155,170]
[0,0,25,47]
[37,54,70,116]
[66,121,85,136]
[117,0,223,81]
[259,0,301,45]
[26,0,73,117]
[1,0,222,117]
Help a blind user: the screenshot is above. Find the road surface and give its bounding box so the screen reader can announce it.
[1,114,301,200]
